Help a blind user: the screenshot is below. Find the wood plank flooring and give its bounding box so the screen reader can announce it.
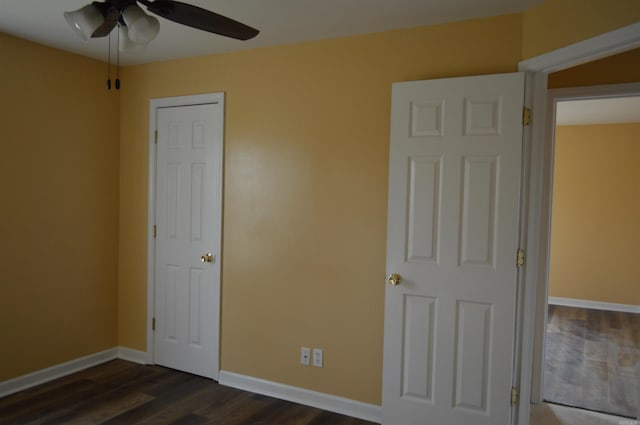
[530,402,634,425]
[543,305,640,418]
[0,360,378,425]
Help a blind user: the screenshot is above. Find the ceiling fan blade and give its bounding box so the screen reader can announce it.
[90,3,120,38]
[142,0,259,40]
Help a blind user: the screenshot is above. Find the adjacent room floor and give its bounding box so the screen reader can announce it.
[543,305,639,418]
[530,402,635,425]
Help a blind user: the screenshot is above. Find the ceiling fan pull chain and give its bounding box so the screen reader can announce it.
[106,30,111,90]
[116,24,121,90]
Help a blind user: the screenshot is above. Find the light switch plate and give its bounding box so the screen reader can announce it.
[312,348,323,368]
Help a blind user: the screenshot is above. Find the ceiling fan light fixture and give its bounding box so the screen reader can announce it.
[64,4,105,42]
[119,25,148,52]
[122,4,160,44]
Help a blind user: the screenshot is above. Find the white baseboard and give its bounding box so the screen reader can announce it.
[117,347,149,364]
[0,346,150,398]
[548,296,640,314]
[218,370,381,424]
[0,348,118,398]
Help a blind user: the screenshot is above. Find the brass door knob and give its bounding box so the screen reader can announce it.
[387,273,401,286]
[201,253,214,263]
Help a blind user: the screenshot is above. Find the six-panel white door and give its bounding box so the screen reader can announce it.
[154,102,223,379]
[382,73,525,425]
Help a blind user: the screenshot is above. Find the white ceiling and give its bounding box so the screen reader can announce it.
[0,0,544,66]
[556,97,640,126]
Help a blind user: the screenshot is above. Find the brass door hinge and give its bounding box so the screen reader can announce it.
[516,249,525,268]
[152,317,156,331]
[154,130,158,144]
[511,387,520,405]
[523,107,532,126]
[153,225,157,238]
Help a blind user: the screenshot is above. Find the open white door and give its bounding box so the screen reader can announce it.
[154,100,223,379]
[382,73,525,425]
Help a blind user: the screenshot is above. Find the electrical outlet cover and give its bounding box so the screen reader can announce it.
[300,347,311,366]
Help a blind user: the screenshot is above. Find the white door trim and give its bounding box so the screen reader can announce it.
[519,22,640,74]
[147,92,225,372]
[515,22,640,425]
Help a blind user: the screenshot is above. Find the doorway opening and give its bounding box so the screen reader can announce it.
[542,95,640,418]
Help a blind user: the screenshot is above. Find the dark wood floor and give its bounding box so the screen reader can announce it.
[0,360,378,425]
[543,305,640,418]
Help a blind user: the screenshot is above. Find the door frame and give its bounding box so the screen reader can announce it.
[146,92,225,376]
[515,22,640,425]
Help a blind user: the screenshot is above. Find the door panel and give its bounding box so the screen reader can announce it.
[382,73,524,425]
[407,156,441,263]
[154,102,223,379]
[402,294,436,402]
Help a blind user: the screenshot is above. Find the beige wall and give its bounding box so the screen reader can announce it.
[549,48,640,88]
[118,14,522,404]
[118,0,640,406]
[114,0,635,403]
[521,0,640,59]
[549,124,640,305]
[2,0,638,402]
[0,33,120,381]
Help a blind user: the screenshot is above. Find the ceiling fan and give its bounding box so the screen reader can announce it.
[64,0,259,50]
